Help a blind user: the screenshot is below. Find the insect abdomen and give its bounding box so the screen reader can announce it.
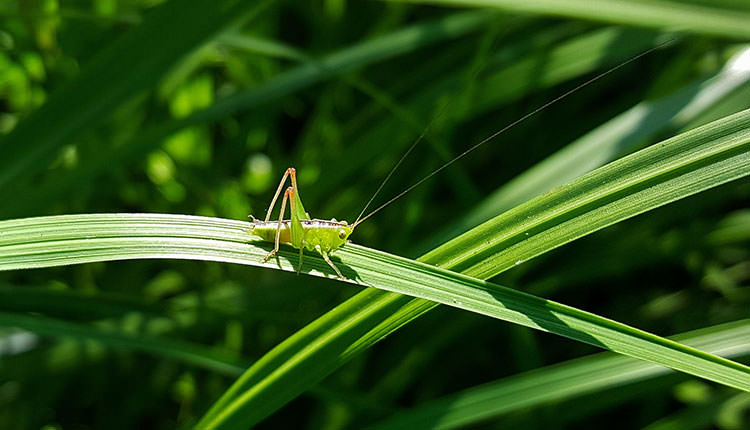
[251,221,292,244]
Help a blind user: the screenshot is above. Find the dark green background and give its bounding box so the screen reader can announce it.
[0,0,749,428]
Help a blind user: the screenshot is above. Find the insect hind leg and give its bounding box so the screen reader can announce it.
[262,187,292,263]
[264,167,296,222]
[297,244,304,275]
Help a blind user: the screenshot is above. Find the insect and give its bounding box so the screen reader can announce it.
[248,39,673,279]
[249,167,353,278]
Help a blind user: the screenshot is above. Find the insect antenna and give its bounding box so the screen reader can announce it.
[353,40,496,228]
[352,98,453,227]
[352,37,676,229]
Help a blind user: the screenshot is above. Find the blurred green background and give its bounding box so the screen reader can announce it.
[1,0,749,428]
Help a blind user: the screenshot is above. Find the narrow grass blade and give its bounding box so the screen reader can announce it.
[423,108,750,278]
[0,311,250,376]
[309,27,662,203]
[369,320,750,429]
[394,0,750,39]
[0,285,166,320]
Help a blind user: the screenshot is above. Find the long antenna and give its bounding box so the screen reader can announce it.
[353,38,675,229]
[353,45,491,226]
[353,97,453,226]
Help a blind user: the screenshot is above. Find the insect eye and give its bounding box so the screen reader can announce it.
[338,230,347,239]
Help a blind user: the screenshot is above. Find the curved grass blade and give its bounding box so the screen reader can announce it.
[423,108,750,278]
[0,207,747,424]
[196,108,750,427]
[394,0,750,39]
[368,320,750,429]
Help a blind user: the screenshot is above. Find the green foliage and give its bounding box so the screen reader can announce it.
[0,1,748,429]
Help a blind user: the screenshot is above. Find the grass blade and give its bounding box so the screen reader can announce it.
[0,212,749,417]
[0,311,250,376]
[308,26,663,203]
[424,108,750,278]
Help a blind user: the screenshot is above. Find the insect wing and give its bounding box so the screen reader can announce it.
[288,187,307,246]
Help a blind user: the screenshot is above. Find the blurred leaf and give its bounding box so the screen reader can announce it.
[0,311,250,376]
[421,47,750,251]
[643,392,750,430]
[0,10,493,218]
[369,320,750,429]
[308,26,664,204]
[0,285,165,320]
[0,0,261,197]
[396,0,750,39]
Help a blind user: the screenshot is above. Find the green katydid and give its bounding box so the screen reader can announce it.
[248,39,673,279]
[250,167,353,278]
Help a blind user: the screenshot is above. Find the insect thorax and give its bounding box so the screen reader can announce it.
[251,219,352,252]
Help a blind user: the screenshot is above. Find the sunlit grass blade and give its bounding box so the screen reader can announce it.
[367,320,750,429]
[424,108,750,278]
[0,0,258,195]
[394,0,750,39]
[0,208,749,427]
[195,107,750,427]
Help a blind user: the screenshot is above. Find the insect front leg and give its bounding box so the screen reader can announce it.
[262,186,292,263]
[319,248,344,279]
